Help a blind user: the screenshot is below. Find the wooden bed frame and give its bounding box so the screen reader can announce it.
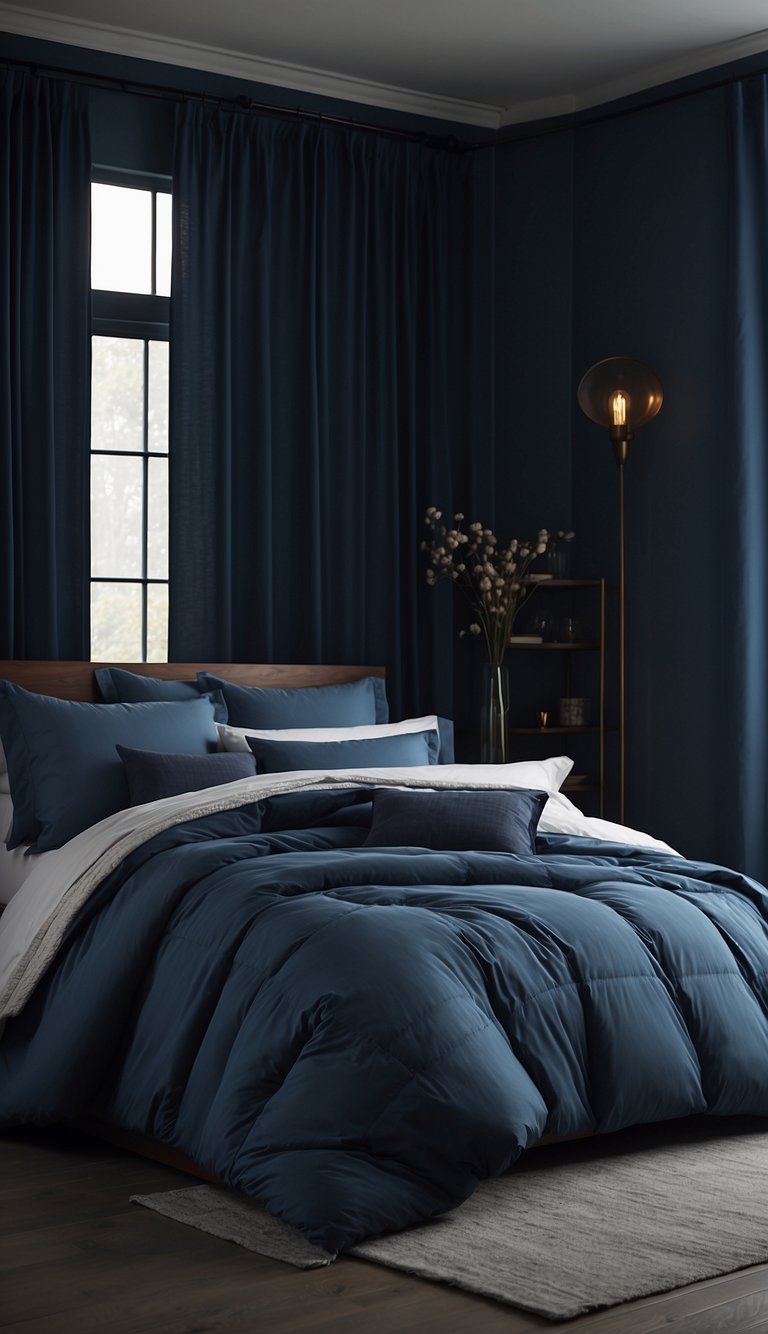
[0,660,385,701]
[0,658,386,1181]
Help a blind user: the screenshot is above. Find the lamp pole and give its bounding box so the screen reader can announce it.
[610,428,630,824]
[577,358,663,827]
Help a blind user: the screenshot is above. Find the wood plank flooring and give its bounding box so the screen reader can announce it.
[3,1126,768,1334]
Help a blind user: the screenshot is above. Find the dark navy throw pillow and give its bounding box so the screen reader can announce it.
[363,786,548,854]
[246,729,438,773]
[117,746,257,805]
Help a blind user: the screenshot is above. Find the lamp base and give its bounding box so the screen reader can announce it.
[609,425,632,466]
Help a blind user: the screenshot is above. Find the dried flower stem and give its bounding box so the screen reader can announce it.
[422,508,553,667]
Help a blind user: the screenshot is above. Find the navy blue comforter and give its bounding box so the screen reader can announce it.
[2,790,768,1252]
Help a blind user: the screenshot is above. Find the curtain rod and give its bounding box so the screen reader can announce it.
[1,55,479,153]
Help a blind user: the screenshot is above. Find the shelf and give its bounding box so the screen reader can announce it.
[504,575,609,818]
[508,641,599,651]
[509,726,601,734]
[533,579,603,589]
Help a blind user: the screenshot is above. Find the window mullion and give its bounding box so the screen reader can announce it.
[151,191,157,297]
[141,340,149,662]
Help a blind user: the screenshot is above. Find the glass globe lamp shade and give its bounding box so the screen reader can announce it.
[577,357,663,433]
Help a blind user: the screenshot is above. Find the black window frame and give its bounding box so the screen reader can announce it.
[90,165,172,663]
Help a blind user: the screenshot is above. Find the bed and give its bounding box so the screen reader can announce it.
[1,659,767,1255]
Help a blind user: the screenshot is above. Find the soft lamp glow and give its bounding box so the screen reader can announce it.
[610,391,627,427]
[577,356,663,435]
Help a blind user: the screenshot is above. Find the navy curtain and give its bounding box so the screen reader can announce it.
[169,104,493,719]
[722,76,768,884]
[0,70,91,659]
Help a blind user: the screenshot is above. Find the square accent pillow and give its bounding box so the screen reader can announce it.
[117,746,257,806]
[363,786,548,854]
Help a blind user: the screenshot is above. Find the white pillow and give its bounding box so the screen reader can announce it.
[427,757,573,793]
[217,715,442,754]
[540,790,680,854]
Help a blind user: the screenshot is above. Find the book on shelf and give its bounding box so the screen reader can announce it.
[507,634,543,644]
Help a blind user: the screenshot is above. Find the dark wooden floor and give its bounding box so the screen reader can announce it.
[3,1128,768,1334]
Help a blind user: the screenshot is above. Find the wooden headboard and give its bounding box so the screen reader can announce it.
[0,662,385,702]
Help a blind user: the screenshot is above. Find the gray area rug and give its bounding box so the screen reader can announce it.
[131,1119,768,1319]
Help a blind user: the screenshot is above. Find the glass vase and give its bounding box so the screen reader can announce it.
[545,546,569,579]
[480,661,509,764]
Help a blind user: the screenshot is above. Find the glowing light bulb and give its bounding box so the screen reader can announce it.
[610,391,628,428]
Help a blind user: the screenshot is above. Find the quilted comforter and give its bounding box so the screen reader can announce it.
[2,782,768,1253]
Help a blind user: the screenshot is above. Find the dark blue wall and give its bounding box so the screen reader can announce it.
[572,90,728,858]
[494,86,732,857]
[494,130,574,538]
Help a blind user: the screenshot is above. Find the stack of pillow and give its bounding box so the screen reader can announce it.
[0,670,444,855]
[0,668,573,876]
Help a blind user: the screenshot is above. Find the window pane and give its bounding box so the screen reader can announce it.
[92,336,145,452]
[91,455,144,578]
[91,582,143,661]
[147,456,168,579]
[91,183,152,294]
[148,340,168,453]
[146,583,169,663]
[155,191,172,298]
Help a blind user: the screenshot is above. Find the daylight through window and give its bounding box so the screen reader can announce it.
[90,173,171,662]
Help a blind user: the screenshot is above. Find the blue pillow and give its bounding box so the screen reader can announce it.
[116,746,257,806]
[0,683,220,852]
[435,717,455,764]
[246,729,438,773]
[363,786,548,854]
[197,673,388,728]
[95,667,229,723]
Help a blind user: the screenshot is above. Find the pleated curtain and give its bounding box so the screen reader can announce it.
[168,104,494,720]
[0,69,91,659]
[721,75,768,883]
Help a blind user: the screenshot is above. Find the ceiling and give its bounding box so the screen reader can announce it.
[2,0,768,127]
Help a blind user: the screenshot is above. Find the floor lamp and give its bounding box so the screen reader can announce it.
[576,356,663,823]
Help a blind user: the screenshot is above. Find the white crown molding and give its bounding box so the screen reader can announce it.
[0,3,503,128]
[499,26,768,126]
[3,4,768,131]
[499,93,577,127]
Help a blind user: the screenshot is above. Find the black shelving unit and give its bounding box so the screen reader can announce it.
[508,579,607,816]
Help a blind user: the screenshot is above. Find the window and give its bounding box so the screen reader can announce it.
[90,169,171,662]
